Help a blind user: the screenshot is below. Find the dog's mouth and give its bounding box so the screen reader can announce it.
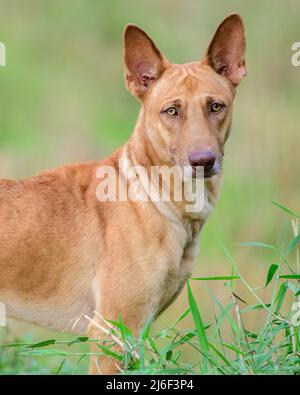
[191,167,219,179]
[174,160,222,180]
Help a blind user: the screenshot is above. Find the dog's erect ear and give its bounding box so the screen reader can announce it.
[123,24,169,100]
[204,13,246,86]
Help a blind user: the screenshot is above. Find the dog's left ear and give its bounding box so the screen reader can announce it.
[204,13,246,86]
[123,24,170,101]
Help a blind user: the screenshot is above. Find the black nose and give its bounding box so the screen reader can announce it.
[188,150,216,173]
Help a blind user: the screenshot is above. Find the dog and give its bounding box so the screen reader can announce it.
[0,13,246,374]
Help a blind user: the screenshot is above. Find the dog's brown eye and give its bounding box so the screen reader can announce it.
[210,102,223,113]
[165,107,178,116]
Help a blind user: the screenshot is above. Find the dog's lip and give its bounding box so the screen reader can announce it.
[191,168,218,179]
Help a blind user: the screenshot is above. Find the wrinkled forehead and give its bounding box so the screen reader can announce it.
[148,62,234,105]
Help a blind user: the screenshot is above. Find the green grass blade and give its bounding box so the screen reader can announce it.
[275,283,288,314]
[241,303,271,313]
[18,349,68,357]
[284,234,300,257]
[191,276,240,281]
[187,281,209,374]
[140,315,153,341]
[285,282,300,295]
[238,241,278,250]
[26,339,56,349]
[168,307,191,329]
[279,274,300,279]
[270,200,299,218]
[265,264,278,287]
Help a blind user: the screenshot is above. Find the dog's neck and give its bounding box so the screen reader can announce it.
[119,109,222,237]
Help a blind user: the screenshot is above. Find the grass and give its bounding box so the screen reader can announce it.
[1,202,299,375]
[0,0,300,375]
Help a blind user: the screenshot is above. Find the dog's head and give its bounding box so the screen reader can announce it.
[123,13,246,179]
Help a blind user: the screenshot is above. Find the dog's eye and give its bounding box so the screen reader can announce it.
[210,102,224,113]
[165,107,178,116]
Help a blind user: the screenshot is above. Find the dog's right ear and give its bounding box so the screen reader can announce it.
[123,24,170,101]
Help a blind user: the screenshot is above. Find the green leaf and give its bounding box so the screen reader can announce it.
[155,367,195,375]
[139,316,153,370]
[270,200,299,218]
[19,349,68,357]
[147,337,160,355]
[285,282,300,295]
[265,264,278,287]
[238,242,278,250]
[216,342,247,356]
[208,342,231,367]
[166,350,173,361]
[56,358,68,375]
[27,339,56,349]
[230,267,235,292]
[168,307,190,330]
[67,336,89,346]
[241,303,271,313]
[279,274,300,279]
[140,315,153,341]
[118,315,133,368]
[137,340,145,370]
[76,353,88,365]
[208,289,239,338]
[2,342,32,348]
[173,350,182,363]
[187,281,209,374]
[160,332,196,356]
[96,344,123,361]
[219,242,236,267]
[284,234,300,257]
[244,329,258,339]
[191,276,240,281]
[275,283,288,314]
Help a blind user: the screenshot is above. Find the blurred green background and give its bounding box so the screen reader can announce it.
[0,0,299,374]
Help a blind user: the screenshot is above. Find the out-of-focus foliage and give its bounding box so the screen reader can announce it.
[0,0,299,374]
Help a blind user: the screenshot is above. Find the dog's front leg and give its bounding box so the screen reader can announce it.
[87,313,121,375]
[87,311,142,375]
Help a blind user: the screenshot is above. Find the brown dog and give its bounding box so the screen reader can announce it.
[0,13,246,374]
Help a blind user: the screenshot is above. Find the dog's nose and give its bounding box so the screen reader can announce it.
[188,150,216,172]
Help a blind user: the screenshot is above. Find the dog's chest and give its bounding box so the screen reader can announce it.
[147,185,217,316]
[154,220,202,315]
